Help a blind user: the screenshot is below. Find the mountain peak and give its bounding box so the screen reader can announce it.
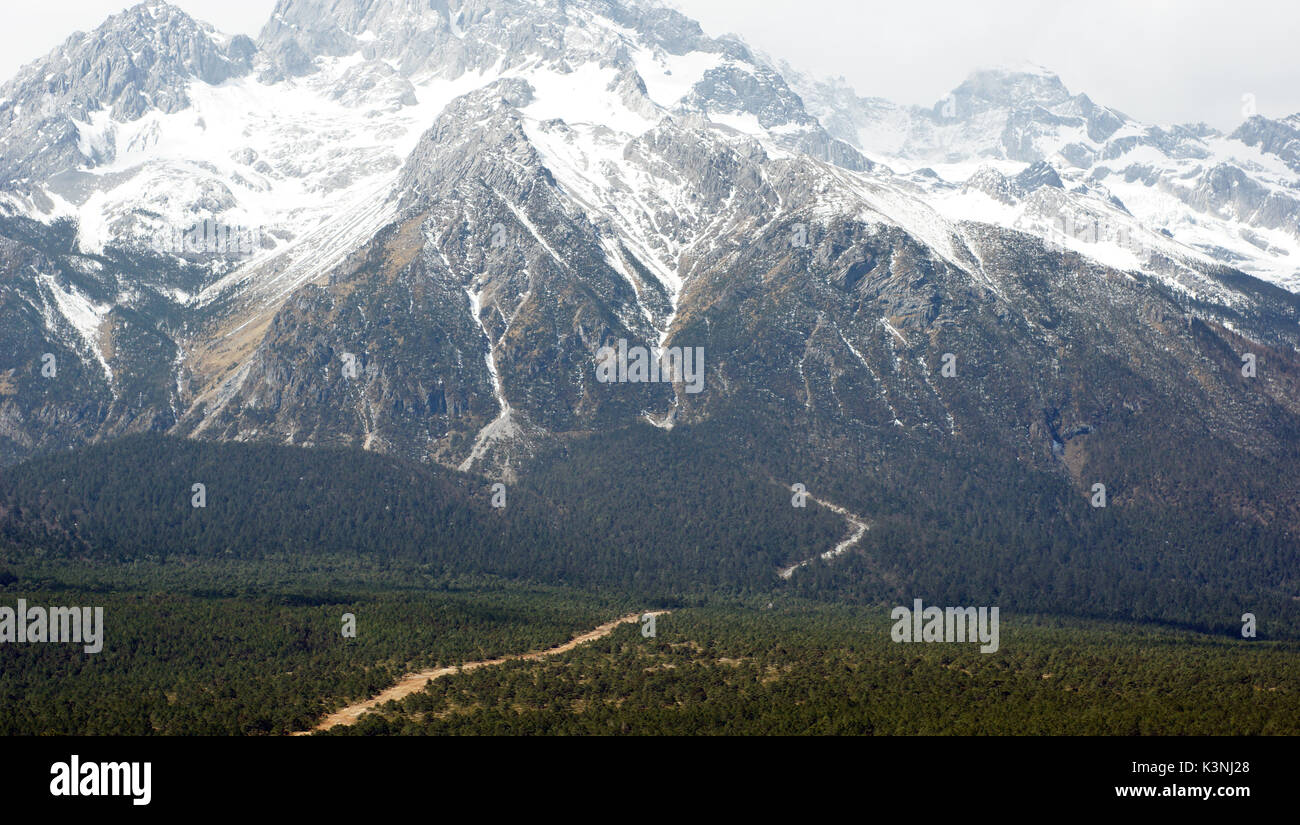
[977,61,1060,79]
[1,0,253,119]
[948,63,1071,112]
[254,0,714,81]
[0,0,256,187]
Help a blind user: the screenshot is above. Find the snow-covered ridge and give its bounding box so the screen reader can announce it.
[781,60,1300,292]
[1,0,1295,388]
[0,0,1296,480]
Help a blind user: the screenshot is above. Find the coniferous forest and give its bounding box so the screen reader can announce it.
[1,433,1295,735]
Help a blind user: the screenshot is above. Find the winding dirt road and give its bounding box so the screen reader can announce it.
[779,490,869,579]
[293,610,667,734]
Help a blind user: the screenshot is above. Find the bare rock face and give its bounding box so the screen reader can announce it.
[1,0,1300,552]
[1232,113,1300,174]
[0,1,254,185]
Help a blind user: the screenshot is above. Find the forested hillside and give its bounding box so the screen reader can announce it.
[2,431,1296,636]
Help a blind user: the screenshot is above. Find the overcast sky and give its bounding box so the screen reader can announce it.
[4,0,1297,130]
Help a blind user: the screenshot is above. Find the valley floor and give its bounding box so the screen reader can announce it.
[319,605,1300,736]
[2,559,1294,736]
[297,610,666,733]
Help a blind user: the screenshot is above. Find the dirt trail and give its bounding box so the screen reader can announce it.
[294,610,667,734]
[779,490,869,580]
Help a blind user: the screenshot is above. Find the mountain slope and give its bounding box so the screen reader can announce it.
[1,0,1298,610]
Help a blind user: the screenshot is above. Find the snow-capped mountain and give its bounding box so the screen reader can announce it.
[2,0,1299,541]
[783,61,1300,290]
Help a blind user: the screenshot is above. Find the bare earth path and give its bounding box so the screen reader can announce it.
[778,490,869,580]
[293,611,668,734]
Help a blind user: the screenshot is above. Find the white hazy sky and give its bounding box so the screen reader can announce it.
[3,0,1297,130]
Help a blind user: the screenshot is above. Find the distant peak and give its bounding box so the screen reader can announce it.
[972,61,1060,79]
[0,0,252,124]
[945,63,1071,112]
[118,0,198,25]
